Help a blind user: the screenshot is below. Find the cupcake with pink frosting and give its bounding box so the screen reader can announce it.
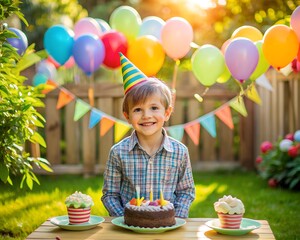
[214,195,245,229]
[65,191,94,225]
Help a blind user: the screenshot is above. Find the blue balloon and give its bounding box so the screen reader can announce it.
[95,18,111,33]
[44,25,74,65]
[33,73,48,86]
[72,34,105,75]
[294,130,300,142]
[37,60,57,80]
[7,28,28,55]
[138,16,165,41]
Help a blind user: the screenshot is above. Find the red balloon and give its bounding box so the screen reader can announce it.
[101,30,128,69]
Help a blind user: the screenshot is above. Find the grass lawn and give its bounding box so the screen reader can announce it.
[0,170,299,239]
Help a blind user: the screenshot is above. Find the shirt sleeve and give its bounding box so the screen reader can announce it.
[101,148,124,216]
[174,149,195,218]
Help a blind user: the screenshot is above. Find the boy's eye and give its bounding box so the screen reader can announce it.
[133,108,141,112]
[151,106,159,110]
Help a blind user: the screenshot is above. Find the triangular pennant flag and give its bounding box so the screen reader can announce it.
[114,121,131,143]
[89,108,103,128]
[229,97,248,117]
[215,105,234,129]
[74,99,91,121]
[200,114,217,138]
[246,84,262,105]
[100,117,115,136]
[167,125,184,141]
[184,122,200,145]
[56,88,75,109]
[42,79,58,94]
[256,74,273,91]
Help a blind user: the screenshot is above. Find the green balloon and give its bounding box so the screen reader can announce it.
[191,44,225,87]
[109,6,141,42]
[250,40,270,81]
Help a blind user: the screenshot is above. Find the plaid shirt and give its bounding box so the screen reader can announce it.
[101,129,195,218]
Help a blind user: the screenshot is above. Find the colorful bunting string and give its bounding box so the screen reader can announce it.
[44,80,263,144]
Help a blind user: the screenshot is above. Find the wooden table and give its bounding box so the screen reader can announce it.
[26,217,275,240]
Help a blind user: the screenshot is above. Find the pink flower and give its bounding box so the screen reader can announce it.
[260,141,273,153]
[255,156,263,164]
[285,133,294,141]
[268,178,277,188]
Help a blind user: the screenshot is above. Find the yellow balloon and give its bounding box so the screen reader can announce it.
[262,24,299,70]
[127,36,165,76]
[231,25,263,42]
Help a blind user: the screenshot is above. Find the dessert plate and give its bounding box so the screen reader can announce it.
[50,215,105,230]
[111,217,186,233]
[205,218,261,236]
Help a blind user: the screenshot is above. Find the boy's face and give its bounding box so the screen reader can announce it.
[123,92,172,139]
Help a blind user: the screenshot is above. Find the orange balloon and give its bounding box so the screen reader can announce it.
[127,35,165,76]
[231,25,263,42]
[262,24,299,70]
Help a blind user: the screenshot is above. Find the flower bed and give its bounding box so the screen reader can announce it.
[256,130,300,190]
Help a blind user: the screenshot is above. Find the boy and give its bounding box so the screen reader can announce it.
[101,53,195,218]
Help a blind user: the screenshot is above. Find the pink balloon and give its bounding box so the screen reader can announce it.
[74,17,102,39]
[290,6,300,41]
[225,38,259,82]
[64,56,75,69]
[161,17,193,60]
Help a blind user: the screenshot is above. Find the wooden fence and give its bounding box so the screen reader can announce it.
[31,69,300,176]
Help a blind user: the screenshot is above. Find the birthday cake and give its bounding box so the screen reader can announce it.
[124,198,176,228]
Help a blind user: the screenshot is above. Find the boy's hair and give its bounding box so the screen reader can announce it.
[122,77,172,114]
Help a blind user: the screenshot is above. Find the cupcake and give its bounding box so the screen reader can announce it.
[214,195,245,229]
[65,191,94,225]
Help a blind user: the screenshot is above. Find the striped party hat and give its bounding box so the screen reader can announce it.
[119,53,147,94]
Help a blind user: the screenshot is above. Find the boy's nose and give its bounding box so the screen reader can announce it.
[142,109,151,118]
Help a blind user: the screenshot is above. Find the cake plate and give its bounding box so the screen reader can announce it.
[50,215,104,230]
[111,217,186,233]
[205,218,261,236]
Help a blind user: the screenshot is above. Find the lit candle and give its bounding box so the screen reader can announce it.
[160,188,167,206]
[136,185,140,200]
[150,187,153,202]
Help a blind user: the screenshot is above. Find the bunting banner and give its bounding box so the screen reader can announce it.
[256,74,273,91]
[43,78,264,145]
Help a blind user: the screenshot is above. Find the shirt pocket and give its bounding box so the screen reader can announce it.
[162,165,178,186]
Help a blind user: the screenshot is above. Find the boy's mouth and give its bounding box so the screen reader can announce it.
[139,122,156,126]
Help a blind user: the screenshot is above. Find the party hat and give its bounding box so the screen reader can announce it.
[119,52,147,94]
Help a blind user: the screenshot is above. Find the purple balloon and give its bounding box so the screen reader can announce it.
[7,28,28,55]
[225,38,259,82]
[72,34,105,75]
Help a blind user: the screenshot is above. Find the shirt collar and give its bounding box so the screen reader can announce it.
[128,128,173,153]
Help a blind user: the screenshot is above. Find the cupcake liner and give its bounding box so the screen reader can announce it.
[217,212,243,229]
[67,207,91,225]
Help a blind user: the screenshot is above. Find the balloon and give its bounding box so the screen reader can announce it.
[191,44,225,87]
[225,38,259,82]
[63,56,75,69]
[127,35,165,76]
[250,40,270,81]
[33,73,48,86]
[72,34,105,75]
[262,24,298,70]
[161,17,193,60]
[36,60,57,80]
[217,65,231,83]
[101,30,128,69]
[291,58,300,73]
[109,6,141,43]
[7,27,28,55]
[95,18,111,33]
[44,25,74,65]
[138,16,165,41]
[46,56,60,68]
[231,25,263,42]
[290,6,300,41]
[221,39,231,54]
[74,17,102,39]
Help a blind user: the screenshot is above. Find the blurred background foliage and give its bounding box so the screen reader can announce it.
[15,0,300,51]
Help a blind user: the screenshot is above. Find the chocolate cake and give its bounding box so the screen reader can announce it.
[124,199,176,228]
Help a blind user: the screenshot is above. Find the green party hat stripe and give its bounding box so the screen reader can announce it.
[119,53,147,94]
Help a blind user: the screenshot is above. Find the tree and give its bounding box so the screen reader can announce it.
[0,0,52,189]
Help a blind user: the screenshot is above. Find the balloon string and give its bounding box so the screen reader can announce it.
[88,74,94,107]
[171,60,180,106]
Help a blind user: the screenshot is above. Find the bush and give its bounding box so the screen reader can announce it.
[256,130,300,190]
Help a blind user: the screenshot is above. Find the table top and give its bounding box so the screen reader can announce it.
[26,217,275,240]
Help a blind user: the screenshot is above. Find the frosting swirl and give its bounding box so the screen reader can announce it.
[65,191,94,208]
[214,195,245,214]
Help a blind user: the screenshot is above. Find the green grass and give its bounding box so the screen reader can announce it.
[1,170,299,239]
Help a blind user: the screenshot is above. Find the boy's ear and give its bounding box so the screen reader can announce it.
[164,106,173,121]
[123,112,130,121]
